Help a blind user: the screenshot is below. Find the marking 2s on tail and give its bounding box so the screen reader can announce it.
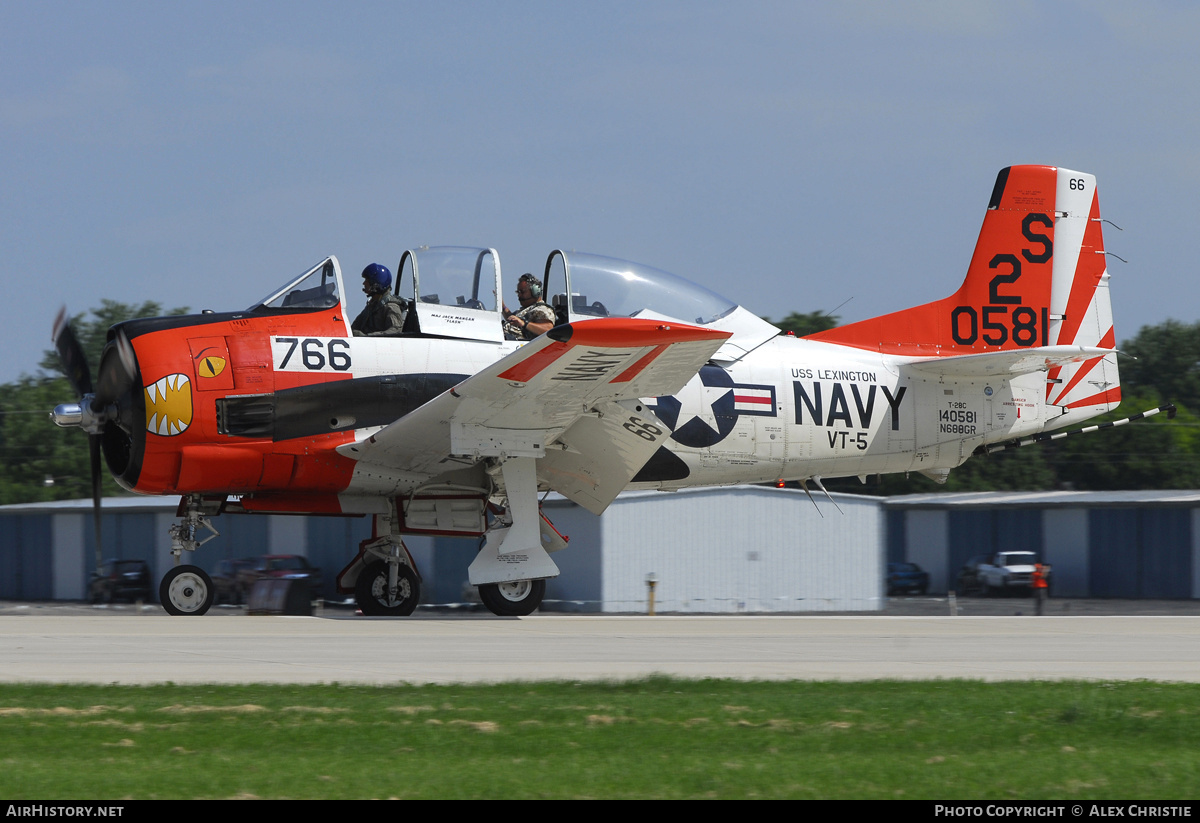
[52,165,1159,616]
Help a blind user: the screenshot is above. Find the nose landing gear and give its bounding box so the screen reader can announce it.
[160,494,222,616]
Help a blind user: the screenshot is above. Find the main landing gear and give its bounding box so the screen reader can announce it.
[355,559,420,616]
[478,579,546,617]
[342,532,423,617]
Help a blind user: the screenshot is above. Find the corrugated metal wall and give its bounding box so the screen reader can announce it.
[1090,508,1192,598]
[6,491,1199,604]
[538,501,603,612]
[0,514,52,600]
[1043,509,1089,597]
[1140,508,1191,598]
[598,488,883,613]
[886,509,907,564]
[905,510,947,592]
[888,498,1197,599]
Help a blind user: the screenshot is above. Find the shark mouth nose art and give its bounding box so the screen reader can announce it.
[145,374,193,436]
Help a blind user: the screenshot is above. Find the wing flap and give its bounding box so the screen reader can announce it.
[539,400,671,514]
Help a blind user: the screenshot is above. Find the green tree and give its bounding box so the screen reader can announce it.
[765,310,840,337]
[1048,387,1200,491]
[1120,319,1200,412]
[0,301,187,504]
[39,300,187,380]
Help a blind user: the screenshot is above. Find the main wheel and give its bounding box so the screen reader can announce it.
[478,579,546,617]
[355,561,419,616]
[160,565,214,616]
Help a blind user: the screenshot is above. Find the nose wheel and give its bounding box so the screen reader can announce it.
[160,565,215,616]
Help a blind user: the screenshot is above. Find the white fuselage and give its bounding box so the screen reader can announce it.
[320,329,1050,496]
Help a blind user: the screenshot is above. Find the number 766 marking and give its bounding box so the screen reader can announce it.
[273,337,352,372]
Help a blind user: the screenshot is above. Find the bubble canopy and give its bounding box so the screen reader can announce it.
[543,251,736,326]
[242,249,774,357]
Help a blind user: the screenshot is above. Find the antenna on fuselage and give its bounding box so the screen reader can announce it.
[798,479,824,518]
[811,476,844,515]
[823,297,853,323]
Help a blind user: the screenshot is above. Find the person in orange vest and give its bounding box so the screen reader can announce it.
[1032,561,1050,615]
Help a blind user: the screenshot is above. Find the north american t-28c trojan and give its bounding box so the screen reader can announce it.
[51,165,1170,616]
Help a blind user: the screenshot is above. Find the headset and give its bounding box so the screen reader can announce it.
[518,272,542,300]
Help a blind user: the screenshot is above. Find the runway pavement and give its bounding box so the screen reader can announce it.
[2,611,1198,684]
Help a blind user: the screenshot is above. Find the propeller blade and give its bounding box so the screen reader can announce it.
[53,306,93,398]
[94,330,137,408]
[89,433,103,569]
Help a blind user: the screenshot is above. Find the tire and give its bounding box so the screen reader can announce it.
[355,561,419,617]
[160,565,214,616]
[478,579,546,617]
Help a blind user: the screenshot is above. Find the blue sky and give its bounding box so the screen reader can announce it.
[3,1,1198,384]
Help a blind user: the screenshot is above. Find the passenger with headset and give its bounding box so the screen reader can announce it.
[352,263,407,337]
[501,273,555,340]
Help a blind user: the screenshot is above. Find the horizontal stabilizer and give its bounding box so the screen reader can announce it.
[905,345,1114,379]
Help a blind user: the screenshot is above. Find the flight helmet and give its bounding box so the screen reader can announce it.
[361,263,392,294]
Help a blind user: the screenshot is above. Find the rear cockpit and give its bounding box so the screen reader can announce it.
[539,251,778,361]
[542,251,736,326]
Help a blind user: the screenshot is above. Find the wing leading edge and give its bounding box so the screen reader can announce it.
[337,318,731,512]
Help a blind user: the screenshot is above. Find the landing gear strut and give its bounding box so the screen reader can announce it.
[161,494,221,616]
[345,503,423,616]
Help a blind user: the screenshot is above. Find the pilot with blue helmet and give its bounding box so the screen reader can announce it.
[352,263,406,337]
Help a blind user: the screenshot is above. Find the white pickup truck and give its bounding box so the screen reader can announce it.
[976,551,1039,595]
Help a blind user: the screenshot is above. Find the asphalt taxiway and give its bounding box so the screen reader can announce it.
[2,611,1198,684]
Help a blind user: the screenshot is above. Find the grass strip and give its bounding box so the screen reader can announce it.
[1,678,1198,799]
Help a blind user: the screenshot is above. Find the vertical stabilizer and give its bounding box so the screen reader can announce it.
[806,165,1120,424]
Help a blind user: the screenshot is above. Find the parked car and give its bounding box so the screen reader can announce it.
[89,559,153,603]
[957,551,1041,596]
[213,558,255,605]
[886,562,929,596]
[976,551,1039,595]
[236,555,324,601]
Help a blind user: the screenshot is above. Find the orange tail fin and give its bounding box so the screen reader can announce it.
[807,165,1119,418]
